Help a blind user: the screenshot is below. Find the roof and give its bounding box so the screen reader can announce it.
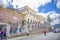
[0,6,23,16]
[18,6,37,13]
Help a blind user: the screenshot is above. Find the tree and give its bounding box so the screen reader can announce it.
[47,14,52,31]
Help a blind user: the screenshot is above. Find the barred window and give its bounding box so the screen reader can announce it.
[28,25,30,28]
[28,19,29,23]
[32,25,34,28]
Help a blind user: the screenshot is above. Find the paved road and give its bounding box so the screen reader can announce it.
[19,32,60,40]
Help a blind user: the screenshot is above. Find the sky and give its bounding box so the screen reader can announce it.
[0,0,60,25]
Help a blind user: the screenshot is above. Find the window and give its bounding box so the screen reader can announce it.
[38,24,40,28]
[30,12,33,15]
[30,19,32,23]
[0,14,3,22]
[10,27,12,34]
[33,20,34,23]
[32,13,34,16]
[29,11,35,16]
[32,25,34,28]
[22,21,24,25]
[28,25,30,28]
[22,27,25,30]
[29,10,30,15]
[35,25,37,29]
[19,28,22,32]
[28,19,29,23]
[21,24,25,29]
[10,23,18,34]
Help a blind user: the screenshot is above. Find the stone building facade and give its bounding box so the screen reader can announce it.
[0,6,50,37]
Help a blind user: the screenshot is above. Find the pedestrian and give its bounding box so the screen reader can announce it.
[0,30,2,40]
[26,33,29,36]
[0,30,3,40]
[43,29,47,36]
[2,28,7,40]
[26,31,29,36]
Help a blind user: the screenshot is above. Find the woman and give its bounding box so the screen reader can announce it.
[43,29,47,36]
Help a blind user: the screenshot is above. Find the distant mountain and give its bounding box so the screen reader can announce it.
[54,24,60,28]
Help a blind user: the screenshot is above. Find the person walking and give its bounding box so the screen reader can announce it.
[2,28,7,40]
[26,31,29,36]
[43,29,47,36]
[0,30,4,40]
[0,30,2,40]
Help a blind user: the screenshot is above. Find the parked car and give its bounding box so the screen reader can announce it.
[53,29,60,33]
[58,29,60,33]
[53,29,57,33]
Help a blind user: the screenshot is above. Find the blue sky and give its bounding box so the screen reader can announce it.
[38,0,60,14]
[0,0,60,25]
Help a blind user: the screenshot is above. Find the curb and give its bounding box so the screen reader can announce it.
[8,32,52,40]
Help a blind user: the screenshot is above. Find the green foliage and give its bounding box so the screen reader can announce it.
[47,14,52,22]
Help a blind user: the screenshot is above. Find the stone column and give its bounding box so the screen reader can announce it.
[6,24,10,36]
[34,24,35,29]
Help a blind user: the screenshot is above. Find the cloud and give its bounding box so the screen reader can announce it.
[37,11,60,25]
[37,11,53,21]
[12,0,51,11]
[37,12,48,18]
[51,18,60,25]
[37,11,57,19]
[0,0,7,5]
[50,11,60,19]
[57,0,60,9]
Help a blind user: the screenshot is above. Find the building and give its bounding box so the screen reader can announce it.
[0,6,24,37]
[17,6,45,34]
[0,6,49,37]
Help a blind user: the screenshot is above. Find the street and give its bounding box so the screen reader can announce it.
[8,32,60,40]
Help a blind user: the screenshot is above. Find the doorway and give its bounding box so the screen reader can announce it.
[0,24,7,32]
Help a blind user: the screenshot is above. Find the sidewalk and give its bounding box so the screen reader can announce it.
[8,33,42,40]
[8,36,27,40]
[8,32,53,40]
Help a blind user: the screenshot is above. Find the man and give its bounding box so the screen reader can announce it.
[0,27,3,40]
[0,30,4,40]
[0,30,2,40]
[2,28,7,40]
[26,31,29,36]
